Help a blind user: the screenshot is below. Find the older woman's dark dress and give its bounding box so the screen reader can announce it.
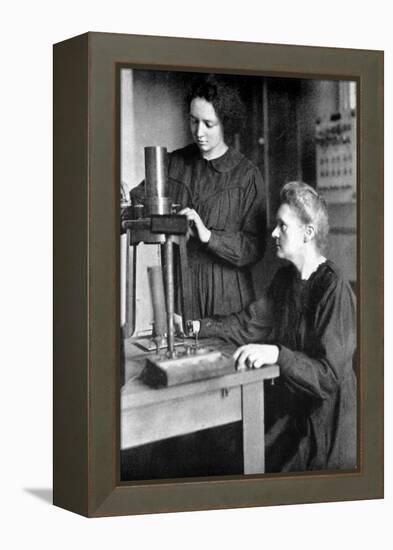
[200,260,357,472]
[132,143,266,318]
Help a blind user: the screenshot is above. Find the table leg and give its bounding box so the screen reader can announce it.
[241,381,265,474]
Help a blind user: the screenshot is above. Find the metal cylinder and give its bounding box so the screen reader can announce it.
[147,266,167,338]
[144,197,172,217]
[144,146,168,198]
[163,236,175,357]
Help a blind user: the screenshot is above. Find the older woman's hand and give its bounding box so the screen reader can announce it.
[233,344,279,370]
[179,207,211,243]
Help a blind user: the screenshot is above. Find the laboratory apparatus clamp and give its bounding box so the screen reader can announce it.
[121,146,234,388]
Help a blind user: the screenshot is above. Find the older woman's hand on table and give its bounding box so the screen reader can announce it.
[233,344,279,370]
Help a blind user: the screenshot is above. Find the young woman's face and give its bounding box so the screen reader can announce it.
[189,97,225,159]
[272,204,307,263]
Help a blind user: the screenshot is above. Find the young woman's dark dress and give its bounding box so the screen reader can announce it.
[200,259,357,472]
[131,143,266,318]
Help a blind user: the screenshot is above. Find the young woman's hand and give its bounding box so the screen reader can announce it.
[233,344,279,370]
[178,207,211,243]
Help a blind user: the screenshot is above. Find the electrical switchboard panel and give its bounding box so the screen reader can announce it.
[315,111,356,203]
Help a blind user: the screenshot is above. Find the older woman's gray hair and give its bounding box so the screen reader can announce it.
[280,181,329,252]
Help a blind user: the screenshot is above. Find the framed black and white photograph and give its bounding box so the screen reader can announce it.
[119,68,358,481]
[53,32,383,517]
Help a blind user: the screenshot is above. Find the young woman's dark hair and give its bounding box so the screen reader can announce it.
[187,74,246,136]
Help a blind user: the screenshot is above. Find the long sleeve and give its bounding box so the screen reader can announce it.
[129,180,145,204]
[276,276,356,402]
[200,294,273,346]
[206,170,266,267]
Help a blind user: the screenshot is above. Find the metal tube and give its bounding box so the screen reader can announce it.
[144,146,168,198]
[147,266,167,338]
[163,235,175,357]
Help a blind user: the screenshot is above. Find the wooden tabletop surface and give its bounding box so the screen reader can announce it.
[121,336,279,409]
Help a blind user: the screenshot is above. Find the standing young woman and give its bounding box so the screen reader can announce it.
[132,75,266,318]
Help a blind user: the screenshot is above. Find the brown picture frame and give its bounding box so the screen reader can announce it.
[53,32,384,517]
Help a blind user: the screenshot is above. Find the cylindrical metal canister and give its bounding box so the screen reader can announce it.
[144,146,168,198]
[144,197,172,217]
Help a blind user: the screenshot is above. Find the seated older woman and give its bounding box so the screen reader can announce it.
[197,181,357,473]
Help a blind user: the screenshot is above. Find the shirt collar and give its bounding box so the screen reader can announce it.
[188,144,244,173]
[208,145,244,173]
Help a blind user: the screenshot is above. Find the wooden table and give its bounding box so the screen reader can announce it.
[121,339,279,475]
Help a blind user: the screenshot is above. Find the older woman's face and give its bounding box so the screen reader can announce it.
[272,204,306,263]
[189,97,225,160]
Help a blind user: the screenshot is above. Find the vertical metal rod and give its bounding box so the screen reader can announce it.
[164,235,175,357]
